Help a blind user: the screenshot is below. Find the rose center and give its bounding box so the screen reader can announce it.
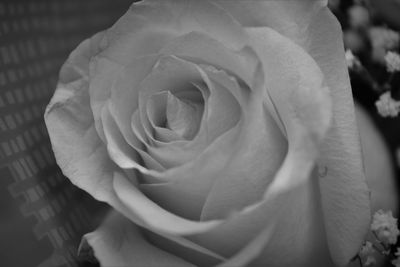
[166,91,203,140]
[146,85,205,142]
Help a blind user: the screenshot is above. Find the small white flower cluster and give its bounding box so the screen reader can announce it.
[374,51,400,118]
[371,210,400,246]
[375,92,400,118]
[359,241,376,266]
[385,52,400,73]
[357,210,399,267]
[346,49,361,70]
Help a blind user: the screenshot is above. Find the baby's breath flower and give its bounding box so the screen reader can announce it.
[359,242,376,266]
[375,92,400,118]
[385,52,400,73]
[359,241,375,258]
[345,49,359,69]
[371,210,400,245]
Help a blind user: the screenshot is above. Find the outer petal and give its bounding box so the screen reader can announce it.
[113,172,222,236]
[80,211,195,267]
[182,27,333,267]
[200,89,286,220]
[311,13,371,265]
[305,8,371,266]
[191,180,332,267]
[44,33,118,205]
[216,224,275,267]
[112,172,229,266]
[99,0,249,66]
[215,1,371,265]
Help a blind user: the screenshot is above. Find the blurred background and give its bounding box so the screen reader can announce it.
[0,0,399,267]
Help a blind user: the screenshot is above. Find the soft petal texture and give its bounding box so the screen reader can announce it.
[309,12,371,266]
[45,34,119,205]
[181,26,333,267]
[88,55,121,142]
[139,122,240,220]
[81,211,195,267]
[137,56,242,169]
[112,172,229,266]
[113,172,222,236]
[159,31,259,88]
[99,0,249,66]
[187,176,332,267]
[199,88,287,220]
[216,224,275,267]
[215,1,371,265]
[165,92,203,140]
[108,55,158,148]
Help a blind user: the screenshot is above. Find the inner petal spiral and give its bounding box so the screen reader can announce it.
[166,91,203,140]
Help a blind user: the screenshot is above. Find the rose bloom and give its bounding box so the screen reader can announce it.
[44,1,371,266]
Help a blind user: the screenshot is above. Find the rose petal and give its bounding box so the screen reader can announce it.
[45,34,120,206]
[214,0,322,41]
[59,31,105,84]
[70,167,227,266]
[107,55,158,147]
[160,31,259,88]
[113,172,222,235]
[186,174,332,267]
[308,11,371,265]
[199,65,286,220]
[200,101,286,220]
[81,211,195,267]
[88,56,122,142]
[140,122,240,220]
[99,0,249,66]
[174,27,331,266]
[89,0,255,151]
[216,223,275,267]
[200,26,330,222]
[138,65,252,220]
[146,91,184,142]
[143,230,226,266]
[216,1,371,264]
[249,27,332,191]
[102,102,164,173]
[45,79,117,204]
[165,92,203,140]
[167,26,329,266]
[136,56,241,169]
[137,56,205,148]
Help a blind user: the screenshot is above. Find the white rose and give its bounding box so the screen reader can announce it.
[45,1,371,266]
